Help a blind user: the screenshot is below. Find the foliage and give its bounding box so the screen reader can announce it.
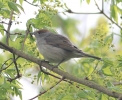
[0,0,122,100]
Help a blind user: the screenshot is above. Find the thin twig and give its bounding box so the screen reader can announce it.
[13,54,20,76]
[7,54,21,82]
[113,81,122,86]
[40,66,72,84]
[103,13,122,30]
[6,0,17,45]
[29,77,64,100]
[6,11,14,46]
[21,31,28,50]
[0,21,8,25]
[40,66,89,94]
[65,0,122,30]
[21,24,31,50]
[0,57,19,72]
[94,0,122,30]
[0,58,12,70]
[10,32,22,35]
[85,60,100,79]
[94,0,102,11]
[24,0,39,6]
[66,9,101,14]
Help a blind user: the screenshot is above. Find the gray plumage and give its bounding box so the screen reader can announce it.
[31,29,101,66]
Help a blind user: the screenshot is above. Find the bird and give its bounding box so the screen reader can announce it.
[31,29,101,67]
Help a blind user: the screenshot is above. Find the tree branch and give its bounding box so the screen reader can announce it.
[7,54,22,82]
[65,0,122,30]
[40,67,72,84]
[66,9,101,14]
[0,21,8,25]
[24,0,39,7]
[0,57,18,72]
[0,41,122,99]
[21,24,31,51]
[6,11,14,46]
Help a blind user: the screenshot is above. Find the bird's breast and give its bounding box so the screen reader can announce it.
[36,41,70,63]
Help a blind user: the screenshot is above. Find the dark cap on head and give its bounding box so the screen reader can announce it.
[30,29,49,35]
[38,29,49,33]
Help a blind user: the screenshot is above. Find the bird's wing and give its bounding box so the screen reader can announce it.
[45,33,81,52]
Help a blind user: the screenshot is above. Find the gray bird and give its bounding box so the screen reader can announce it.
[31,29,101,67]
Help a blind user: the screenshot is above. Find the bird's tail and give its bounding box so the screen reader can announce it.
[80,52,101,60]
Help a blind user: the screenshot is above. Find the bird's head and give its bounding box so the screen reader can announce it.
[30,29,50,39]
[30,29,49,35]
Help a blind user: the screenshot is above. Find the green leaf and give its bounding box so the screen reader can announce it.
[64,3,69,9]
[104,34,113,44]
[0,9,11,18]
[13,87,22,100]
[86,0,90,4]
[110,5,118,23]
[102,66,113,76]
[0,24,4,36]
[8,1,20,13]
[37,71,41,83]
[16,4,25,13]
[106,81,114,87]
[19,0,23,5]
[18,89,22,100]
[116,0,122,3]
[102,58,113,66]
[33,0,38,3]
[0,1,4,8]
[26,18,36,28]
[117,6,122,15]
[100,94,108,100]
[27,17,51,29]
[40,0,47,4]
[61,95,74,100]
[77,91,88,98]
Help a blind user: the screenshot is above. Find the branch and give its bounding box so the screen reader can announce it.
[66,9,101,14]
[21,24,31,51]
[40,67,91,95]
[94,0,122,30]
[7,54,22,82]
[1,58,12,67]
[24,0,39,7]
[94,0,102,12]
[0,57,19,72]
[65,0,122,30]
[0,42,122,99]
[6,0,17,46]
[10,32,22,35]
[29,77,64,100]
[6,11,14,46]
[86,60,100,79]
[21,31,28,50]
[0,21,8,25]
[40,67,72,84]
[0,54,21,82]
[113,81,122,86]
